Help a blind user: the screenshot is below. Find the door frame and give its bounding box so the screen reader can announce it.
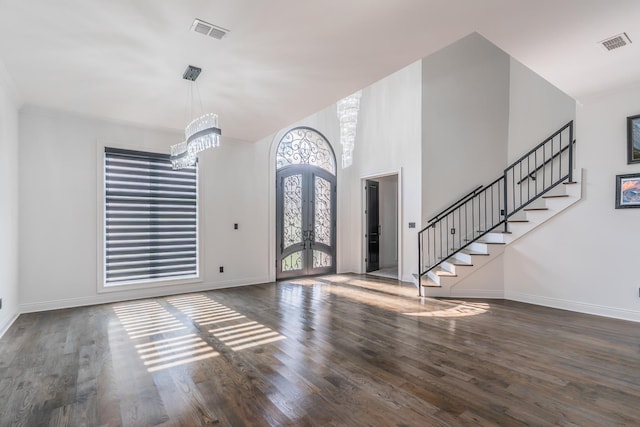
[365,179,380,272]
[270,126,338,281]
[360,170,402,279]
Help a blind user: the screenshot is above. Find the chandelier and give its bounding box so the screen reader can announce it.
[170,65,221,169]
[336,90,362,168]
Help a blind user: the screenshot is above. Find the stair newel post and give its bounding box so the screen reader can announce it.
[502,173,508,233]
[418,231,423,297]
[568,121,574,183]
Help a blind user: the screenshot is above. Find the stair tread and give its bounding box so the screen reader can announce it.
[477,241,505,245]
[508,220,529,223]
[563,181,578,185]
[435,271,457,277]
[542,194,569,199]
[448,261,473,266]
[420,279,441,288]
[460,250,489,256]
[523,207,549,211]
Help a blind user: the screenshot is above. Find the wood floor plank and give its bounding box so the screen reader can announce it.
[1,274,640,426]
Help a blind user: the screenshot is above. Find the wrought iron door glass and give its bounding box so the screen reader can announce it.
[283,174,303,248]
[314,176,332,246]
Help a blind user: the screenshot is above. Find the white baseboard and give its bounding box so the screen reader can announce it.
[19,276,269,314]
[0,312,19,339]
[450,289,505,299]
[505,291,640,323]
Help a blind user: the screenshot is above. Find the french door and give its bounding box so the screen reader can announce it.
[276,165,336,279]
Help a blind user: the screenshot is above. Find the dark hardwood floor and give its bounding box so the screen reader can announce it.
[1,274,639,426]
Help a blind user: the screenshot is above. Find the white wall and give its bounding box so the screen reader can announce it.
[18,107,271,311]
[508,58,576,162]
[421,33,510,221]
[350,62,422,281]
[261,62,422,282]
[0,64,19,335]
[504,83,640,322]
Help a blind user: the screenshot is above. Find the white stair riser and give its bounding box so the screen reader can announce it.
[440,261,456,274]
[469,242,489,253]
[479,232,506,244]
[426,270,441,285]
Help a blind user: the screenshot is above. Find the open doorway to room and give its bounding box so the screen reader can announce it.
[363,173,400,280]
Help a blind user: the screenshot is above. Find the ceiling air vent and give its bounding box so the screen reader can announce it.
[598,33,632,51]
[191,19,229,40]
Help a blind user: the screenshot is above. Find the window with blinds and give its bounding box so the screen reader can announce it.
[104,147,198,286]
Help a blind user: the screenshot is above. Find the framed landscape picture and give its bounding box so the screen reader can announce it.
[615,173,640,209]
[627,114,640,164]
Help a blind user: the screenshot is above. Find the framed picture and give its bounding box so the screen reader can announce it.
[627,114,640,164]
[615,173,640,208]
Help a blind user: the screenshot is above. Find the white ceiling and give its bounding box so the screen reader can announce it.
[0,0,639,142]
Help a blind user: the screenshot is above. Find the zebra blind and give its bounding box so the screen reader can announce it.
[104,147,198,285]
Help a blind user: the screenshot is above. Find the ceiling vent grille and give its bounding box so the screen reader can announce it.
[599,33,632,51]
[190,19,229,40]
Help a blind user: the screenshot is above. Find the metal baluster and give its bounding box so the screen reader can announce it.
[532,150,538,196]
[418,231,423,296]
[519,162,522,209]
[439,221,442,261]
[472,197,475,241]
[433,225,436,268]
[543,143,546,189]
[484,188,487,233]
[527,156,530,202]
[559,133,563,180]
[551,136,554,184]
[458,207,461,252]
[568,122,574,182]
[465,201,468,244]
[503,173,509,232]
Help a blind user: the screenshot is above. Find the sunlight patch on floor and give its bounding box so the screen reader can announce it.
[282,275,489,318]
[113,302,219,372]
[403,302,490,318]
[168,294,287,352]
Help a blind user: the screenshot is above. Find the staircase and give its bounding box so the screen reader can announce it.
[418,121,579,297]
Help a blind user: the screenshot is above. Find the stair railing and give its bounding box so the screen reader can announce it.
[418,121,574,296]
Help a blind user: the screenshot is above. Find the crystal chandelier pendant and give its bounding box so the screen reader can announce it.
[185,113,221,152]
[170,66,222,169]
[337,90,362,168]
[170,140,197,169]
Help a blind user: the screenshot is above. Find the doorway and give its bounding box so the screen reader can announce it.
[364,174,399,279]
[275,128,337,279]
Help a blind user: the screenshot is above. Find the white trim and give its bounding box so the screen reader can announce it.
[0,312,20,339]
[505,291,640,323]
[95,139,205,293]
[450,290,505,298]
[20,276,269,314]
[360,169,403,280]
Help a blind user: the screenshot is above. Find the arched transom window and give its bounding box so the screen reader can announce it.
[276,128,336,175]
